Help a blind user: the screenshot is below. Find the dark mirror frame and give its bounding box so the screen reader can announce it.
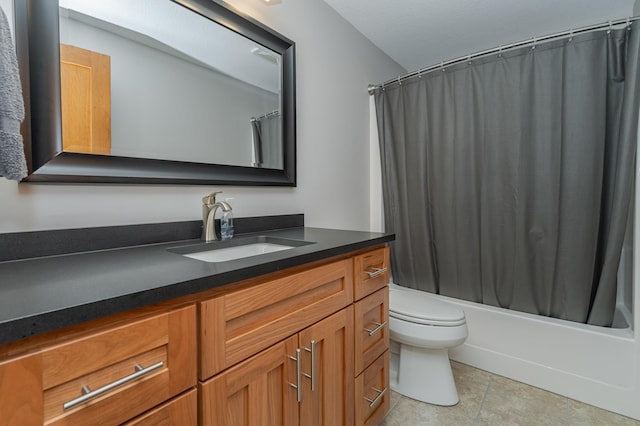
[14,0,296,185]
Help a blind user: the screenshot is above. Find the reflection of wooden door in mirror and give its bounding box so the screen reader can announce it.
[60,44,111,155]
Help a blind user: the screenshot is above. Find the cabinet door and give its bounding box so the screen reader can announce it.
[60,44,111,155]
[200,335,299,426]
[298,307,354,426]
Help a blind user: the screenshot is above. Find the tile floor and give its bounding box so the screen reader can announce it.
[381,361,640,426]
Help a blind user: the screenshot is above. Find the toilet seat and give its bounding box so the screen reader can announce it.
[390,288,466,327]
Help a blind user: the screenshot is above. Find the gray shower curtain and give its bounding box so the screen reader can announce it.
[374,24,640,326]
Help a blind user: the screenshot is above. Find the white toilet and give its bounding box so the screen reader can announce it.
[389,284,468,406]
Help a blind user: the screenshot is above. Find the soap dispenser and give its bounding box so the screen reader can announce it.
[220,199,234,240]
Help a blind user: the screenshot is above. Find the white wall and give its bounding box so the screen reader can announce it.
[635,0,640,15]
[0,0,405,234]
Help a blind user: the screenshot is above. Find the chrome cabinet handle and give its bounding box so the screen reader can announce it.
[288,349,302,402]
[365,387,387,408]
[63,361,164,411]
[364,321,387,336]
[304,340,316,391]
[365,267,388,278]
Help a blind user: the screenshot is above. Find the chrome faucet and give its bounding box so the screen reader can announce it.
[201,191,233,242]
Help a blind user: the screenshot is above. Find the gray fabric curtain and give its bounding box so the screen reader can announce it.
[251,112,282,169]
[375,24,640,326]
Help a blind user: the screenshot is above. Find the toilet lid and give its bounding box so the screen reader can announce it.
[389,288,466,326]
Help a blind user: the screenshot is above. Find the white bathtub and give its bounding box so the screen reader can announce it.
[424,290,639,419]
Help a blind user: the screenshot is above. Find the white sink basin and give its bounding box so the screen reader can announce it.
[182,242,295,263]
[168,236,314,263]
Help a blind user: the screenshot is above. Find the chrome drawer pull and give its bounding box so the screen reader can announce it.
[364,321,386,336]
[63,361,164,411]
[288,349,302,402]
[365,267,388,278]
[365,387,387,408]
[304,340,316,391]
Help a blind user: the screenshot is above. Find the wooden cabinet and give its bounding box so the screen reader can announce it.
[0,305,196,426]
[298,307,354,426]
[199,335,299,426]
[199,247,390,426]
[355,352,390,426]
[199,258,356,425]
[124,389,198,426]
[354,247,390,300]
[0,245,389,425]
[353,247,391,426]
[354,287,389,376]
[0,353,42,425]
[200,307,354,426]
[199,258,353,380]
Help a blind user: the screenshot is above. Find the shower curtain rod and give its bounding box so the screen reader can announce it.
[368,15,640,94]
[250,109,280,122]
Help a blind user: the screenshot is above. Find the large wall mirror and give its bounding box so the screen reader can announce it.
[15,0,296,185]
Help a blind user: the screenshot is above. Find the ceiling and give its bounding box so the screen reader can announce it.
[322,0,637,72]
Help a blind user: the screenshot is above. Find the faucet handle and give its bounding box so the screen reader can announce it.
[202,191,222,205]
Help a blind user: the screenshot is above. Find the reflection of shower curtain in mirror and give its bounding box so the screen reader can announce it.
[251,111,282,169]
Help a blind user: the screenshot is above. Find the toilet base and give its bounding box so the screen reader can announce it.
[390,342,460,406]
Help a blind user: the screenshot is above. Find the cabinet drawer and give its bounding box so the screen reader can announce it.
[354,287,389,376]
[353,247,389,300]
[0,305,197,426]
[200,259,353,379]
[124,389,197,425]
[45,305,195,425]
[355,351,390,426]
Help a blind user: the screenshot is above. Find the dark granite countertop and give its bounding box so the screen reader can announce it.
[0,224,393,345]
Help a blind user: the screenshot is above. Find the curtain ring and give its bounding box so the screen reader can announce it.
[441,61,445,72]
[627,17,631,31]
[531,37,537,50]
[417,70,422,79]
[568,29,573,43]
[397,76,402,86]
[497,46,503,58]
[467,54,472,65]
[607,20,612,35]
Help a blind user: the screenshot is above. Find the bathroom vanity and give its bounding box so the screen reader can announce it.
[0,219,392,425]
[7,0,392,422]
